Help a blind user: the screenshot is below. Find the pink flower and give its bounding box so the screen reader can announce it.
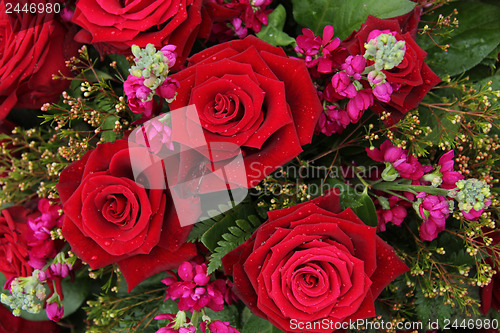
[366,29,397,44]
[315,105,350,136]
[162,261,232,312]
[378,206,407,231]
[438,150,464,189]
[394,155,424,180]
[367,71,385,85]
[231,18,248,39]
[201,320,240,333]
[366,140,405,163]
[372,81,393,103]
[295,26,340,73]
[135,118,175,154]
[160,45,178,68]
[417,193,451,241]
[48,263,71,278]
[157,78,180,100]
[124,75,154,117]
[346,89,373,122]
[340,55,366,80]
[46,301,64,322]
[331,71,357,98]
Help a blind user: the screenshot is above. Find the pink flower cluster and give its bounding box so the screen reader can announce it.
[124,45,180,118]
[26,199,63,270]
[155,260,239,333]
[365,140,464,241]
[161,261,237,312]
[208,0,273,42]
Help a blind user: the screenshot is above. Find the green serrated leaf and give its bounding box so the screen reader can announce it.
[221,233,239,243]
[248,215,262,228]
[292,0,415,40]
[228,225,245,237]
[256,4,295,46]
[235,219,253,233]
[419,1,500,77]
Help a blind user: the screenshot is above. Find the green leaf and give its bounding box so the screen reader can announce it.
[100,115,120,143]
[291,0,415,40]
[107,54,131,79]
[256,4,295,46]
[241,308,285,333]
[419,1,500,77]
[327,179,378,227]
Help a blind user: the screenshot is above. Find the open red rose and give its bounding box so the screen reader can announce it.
[0,1,79,120]
[57,140,197,290]
[341,15,441,124]
[222,189,409,332]
[0,207,33,284]
[169,35,323,188]
[72,0,203,65]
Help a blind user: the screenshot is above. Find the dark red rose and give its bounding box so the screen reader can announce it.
[0,304,60,333]
[169,35,323,188]
[0,1,79,120]
[57,140,197,290]
[341,15,441,124]
[222,189,409,333]
[72,0,203,65]
[0,207,33,284]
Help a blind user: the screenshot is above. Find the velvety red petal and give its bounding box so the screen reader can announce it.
[118,242,197,291]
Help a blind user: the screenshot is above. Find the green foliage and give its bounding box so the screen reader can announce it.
[241,307,285,333]
[207,216,261,274]
[256,5,295,47]
[419,1,500,77]
[327,179,378,227]
[291,0,415,40]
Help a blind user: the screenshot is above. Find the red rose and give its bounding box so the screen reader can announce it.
[0,304,60,333]
[72,0,203,65]
[0,207,33,283]
[0,1,79,120]
[169,35,323,188]
[222,189,409,332]
[57,140,197,290]
[341,15,441,124]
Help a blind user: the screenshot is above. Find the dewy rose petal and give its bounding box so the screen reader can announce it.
[57,140,197,290]
[169,36,323,189]
[222,189,409,333]
[72,0,203,65]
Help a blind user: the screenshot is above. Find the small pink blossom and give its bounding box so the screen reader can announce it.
[315,105,350,136]
[331,71,357,98]
[157,77,180,100]
[340,55,366,80]
[135,118,175,154]
[367,70,385,86]
[394,155,424,180]
[372,81,393,103]
[160,45,178,68]
[124,75,154,117]
[417,193,450,241]
[438,150,464,189]
[366,29,397,44]
[366,139,405,163]
[46,301,64,322]
[346,89,373,122]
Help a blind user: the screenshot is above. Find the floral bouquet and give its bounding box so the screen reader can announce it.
[0,0,499,332]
